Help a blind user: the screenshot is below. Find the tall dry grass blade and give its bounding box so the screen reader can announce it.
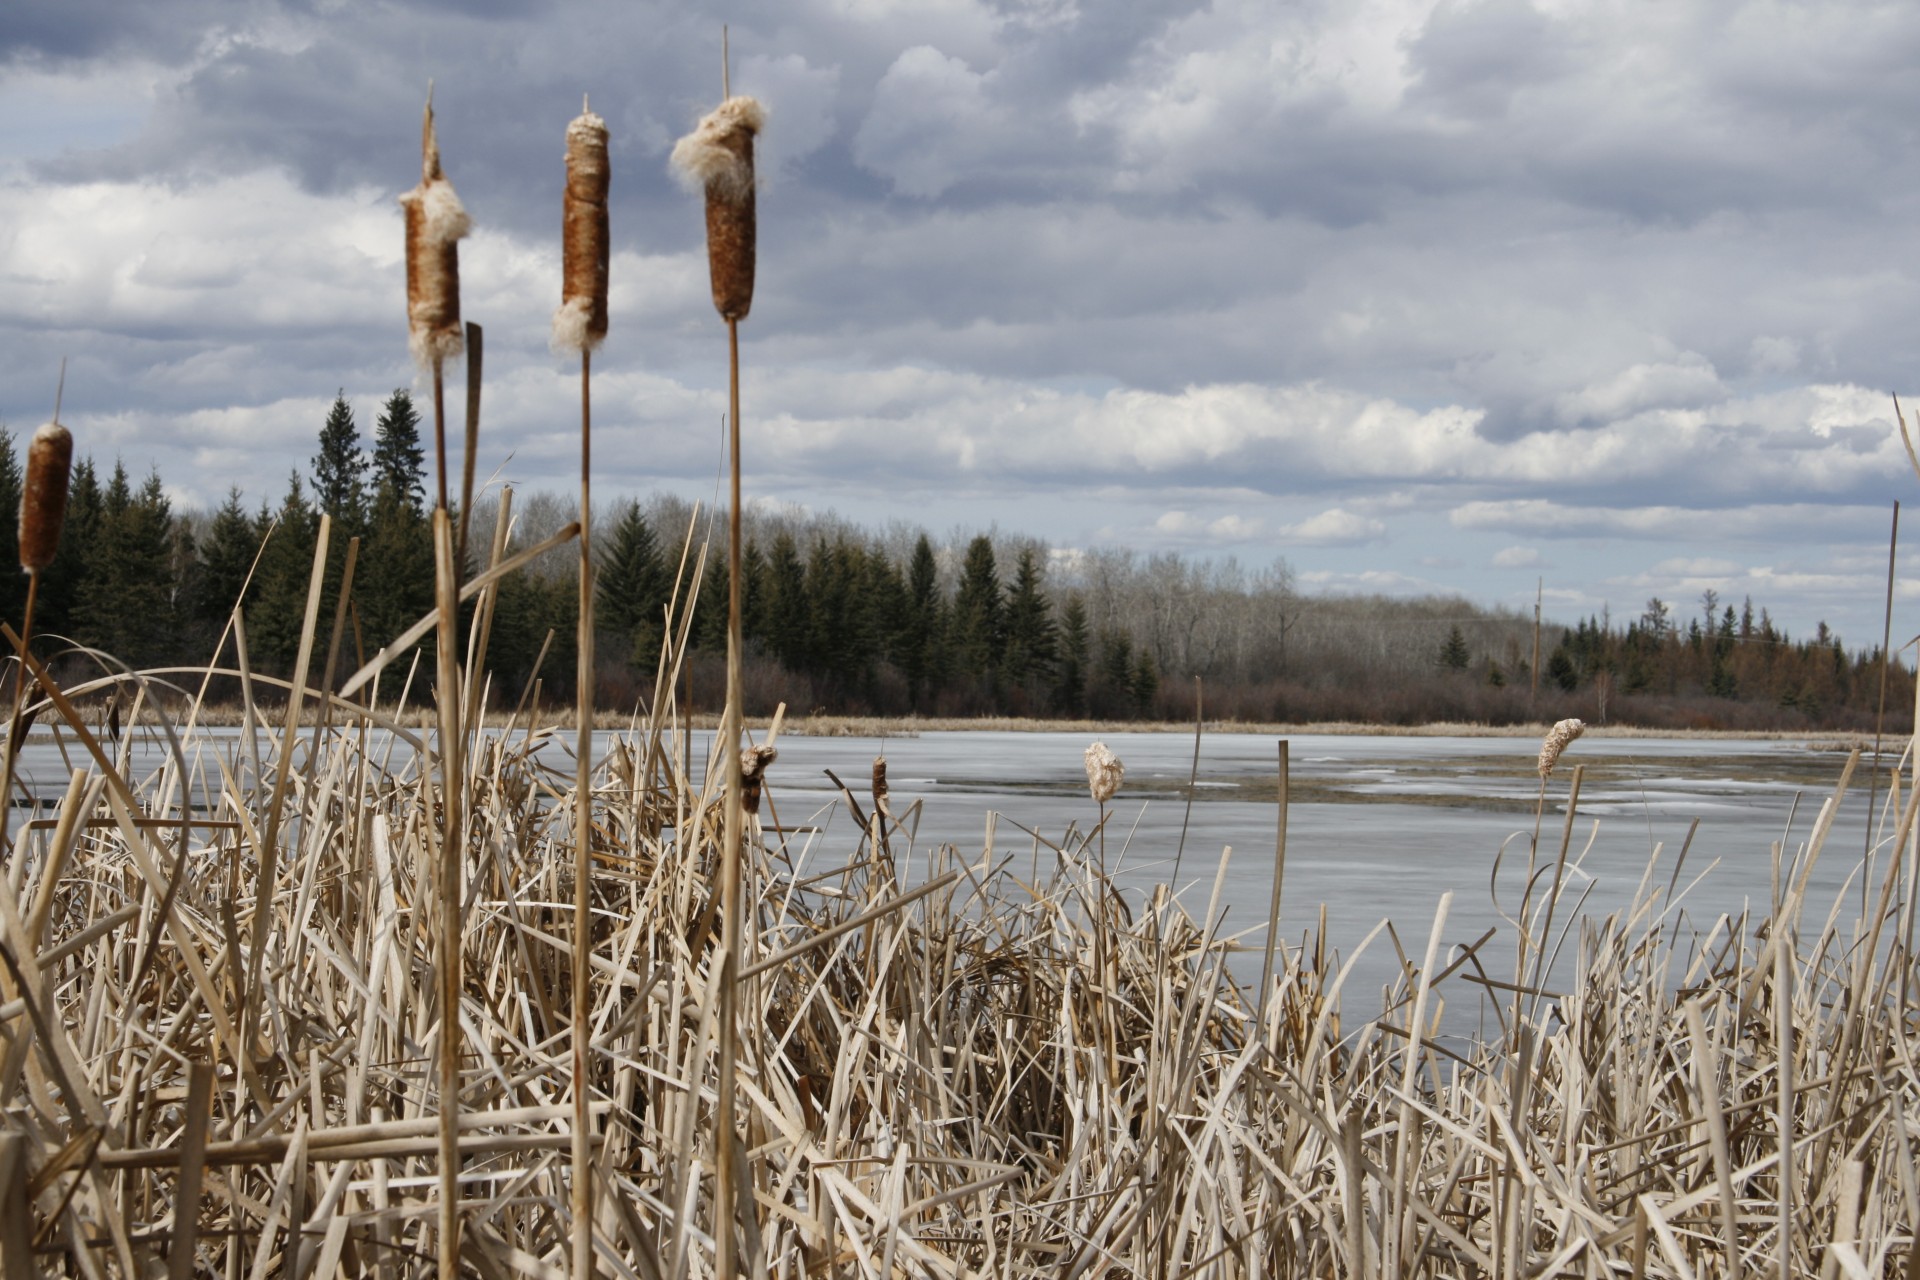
[431,507,466,1273]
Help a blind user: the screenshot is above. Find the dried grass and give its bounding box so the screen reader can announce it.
[0,558,1915,1275]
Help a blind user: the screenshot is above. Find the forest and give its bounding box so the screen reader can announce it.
[6,390,1909,731]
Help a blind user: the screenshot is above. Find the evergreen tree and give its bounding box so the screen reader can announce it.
[247,474,319,670]
[312,393,369,534]
[199,487,261,632]
[1438,625,1470,671]
[693,542,729,652]
[1001,545,1057,701]
[1053,594,1090,715]
[598,504,670,664]
[900,534,944,708]
[72,465,178,666]
[0,430,23,626]
[1131,650,1159,717]
[371,390,427,516]
[37,458,101,638]
[950,536,1003,688]
[764,531,809,672]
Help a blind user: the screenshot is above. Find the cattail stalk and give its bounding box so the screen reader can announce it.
[1,419,70,919]
[556,98,610,1279]
[402,86,471,1274]
[672,85,763,1275]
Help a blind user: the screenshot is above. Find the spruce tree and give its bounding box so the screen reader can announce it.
[199,487,261,631]
[900,534,944,709]
[1438,625,1470,672]
[312,393,369,534]
[0,430,23,626]
[1054,594,1090,715]
[371,390,427,516]
[950,536,1003,688]
[764,531,809,672]
[598,504,669,664]
[1001,545,1057,697]
[247,474,319,671]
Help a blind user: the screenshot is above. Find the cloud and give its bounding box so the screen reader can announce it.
[1491,545,1545,568]
[1281,507,1387,545]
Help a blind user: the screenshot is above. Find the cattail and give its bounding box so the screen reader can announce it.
[740,744,777,817]
[1085,742,1124,805]
[670,96,764,321]
[872,755,891,819]
[552,101,609,353]
[1537,718,1586,777]
[399,93,470,368]
[20,422,73,574]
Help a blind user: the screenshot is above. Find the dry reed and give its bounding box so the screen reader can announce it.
[0,622,1916,1275]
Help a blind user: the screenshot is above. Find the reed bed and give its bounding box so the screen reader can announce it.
[0,597,1916,1277]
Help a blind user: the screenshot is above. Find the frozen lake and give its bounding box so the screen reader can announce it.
[16,723,1897,1026]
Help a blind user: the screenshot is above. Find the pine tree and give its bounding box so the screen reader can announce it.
[1053,594,1090,715]
[1001,545,1057,698]
[598,504,670,665]
[247,474,319,671]
[764,531,809,672]
[950,536,1003,688]
[371,390,427,517]
[76,465,177,667]
[199,487,261,632]
[1438,625,1470,672]
[900,534,944,708]
[37,457,101,638]
[0,430,23,626]
[312,393,369,535]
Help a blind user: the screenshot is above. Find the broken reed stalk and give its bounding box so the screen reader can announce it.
[402,84,471,1273]
[554,96,609,1278]
[674,82,762,1273]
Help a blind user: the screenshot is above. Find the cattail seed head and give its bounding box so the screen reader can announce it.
[553,103,609,353]
[872,755,891,818]
[740,743,777,817]
[670,96,763,321]
[1537,718,1586,777]
[1085,742,1124,805]
[20,422,72,574]
[399,94,470,368]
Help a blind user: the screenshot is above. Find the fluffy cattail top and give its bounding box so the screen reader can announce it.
[1085,742,1124,805]
[1537,718,1586,777]
[553,102,609,353]
[20,422,73,574]
[872,755,891,818]
[740,743,777,817]
[669,96,763,321]
[399,93,471,368]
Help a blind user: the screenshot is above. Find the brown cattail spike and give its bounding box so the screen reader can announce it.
[400,93,470,368]
[20,422,73,574]
[553,102,610,353]
[670,96,764,321]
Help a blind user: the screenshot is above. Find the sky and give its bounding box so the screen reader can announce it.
[3,0,1920,643]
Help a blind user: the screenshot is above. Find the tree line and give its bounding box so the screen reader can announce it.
[3,393,1909,731]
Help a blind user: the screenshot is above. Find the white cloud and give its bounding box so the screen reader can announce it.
[1491,545,1546,568]
[1281,507,1387,545]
